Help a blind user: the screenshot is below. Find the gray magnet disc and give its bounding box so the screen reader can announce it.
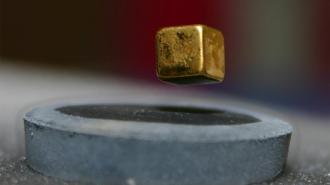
[24,102,292,185]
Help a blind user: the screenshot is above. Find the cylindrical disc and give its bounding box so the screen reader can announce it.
[24,102,292,185]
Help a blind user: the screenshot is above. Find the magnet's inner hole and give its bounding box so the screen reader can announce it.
[57,105,259,125]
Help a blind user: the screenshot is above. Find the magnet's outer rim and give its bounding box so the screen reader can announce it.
[24,102,292,185]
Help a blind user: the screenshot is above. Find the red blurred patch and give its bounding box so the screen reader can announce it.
[104,0,230,79]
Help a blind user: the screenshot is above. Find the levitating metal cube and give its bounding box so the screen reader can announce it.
[156,24,225,85]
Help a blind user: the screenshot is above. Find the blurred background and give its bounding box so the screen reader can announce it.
[0,0,329,157]
[1,0,329,114]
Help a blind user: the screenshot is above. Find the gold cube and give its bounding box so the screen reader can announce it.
[156,24,225,84]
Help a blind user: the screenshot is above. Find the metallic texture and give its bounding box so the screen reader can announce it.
[24,101,292,185]
[156,25,225,84]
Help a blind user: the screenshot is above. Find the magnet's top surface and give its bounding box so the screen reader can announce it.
[24,102,292,143]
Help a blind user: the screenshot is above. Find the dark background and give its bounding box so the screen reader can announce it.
[0,0,329,115]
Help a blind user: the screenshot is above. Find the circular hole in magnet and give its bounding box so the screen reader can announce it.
[57,105,259,125]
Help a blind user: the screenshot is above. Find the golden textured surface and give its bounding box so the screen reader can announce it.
[156,25,225,84]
